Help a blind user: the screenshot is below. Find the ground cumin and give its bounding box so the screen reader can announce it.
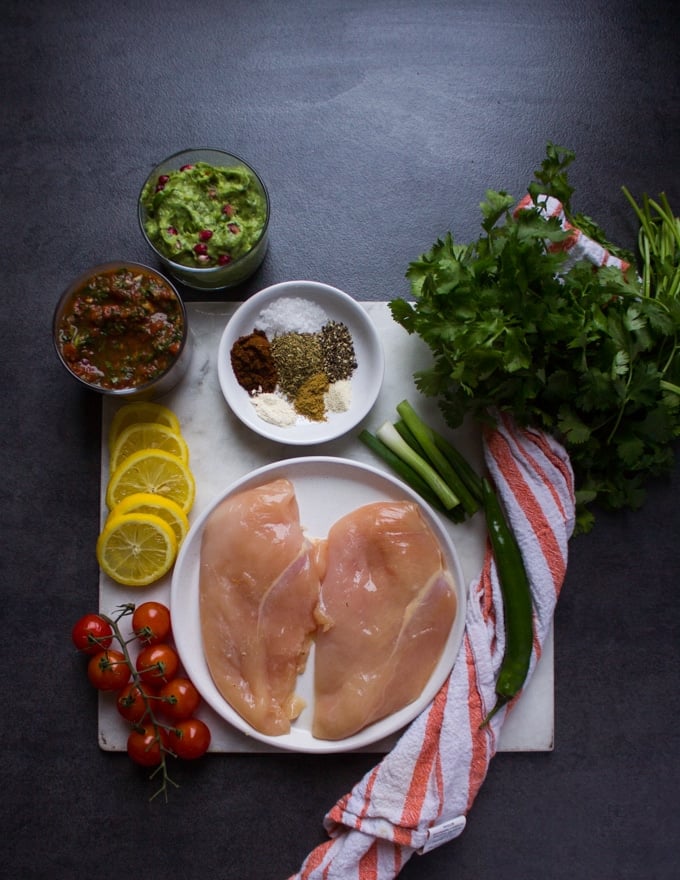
[294,371,329,421]
[230,330,278,395]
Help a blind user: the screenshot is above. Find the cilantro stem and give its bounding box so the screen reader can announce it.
[660,379,680,396]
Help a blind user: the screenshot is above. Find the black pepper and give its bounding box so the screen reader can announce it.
[320,321,357,382]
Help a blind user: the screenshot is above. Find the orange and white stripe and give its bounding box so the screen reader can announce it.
[288,418,575,880]
[514,192,631,273]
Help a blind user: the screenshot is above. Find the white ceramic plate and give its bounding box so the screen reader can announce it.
[216,280,384,444]
[170,456,467,754]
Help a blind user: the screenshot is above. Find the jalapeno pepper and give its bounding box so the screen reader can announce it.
[480,476,534,728]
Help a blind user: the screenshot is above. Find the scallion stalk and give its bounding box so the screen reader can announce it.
[431,427,484,504]
[375,421,460,511]
[393,418,427,458]
[396,400,480,516]
[358,429,449,514]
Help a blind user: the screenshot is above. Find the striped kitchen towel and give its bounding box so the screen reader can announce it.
[288,413,576,879]
[514,192,632,272]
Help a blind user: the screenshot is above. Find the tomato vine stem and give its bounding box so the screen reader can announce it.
[100,604,179,802]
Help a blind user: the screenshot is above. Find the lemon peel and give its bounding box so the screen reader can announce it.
[96,512,178,587]
[108,492,190,548]
[106,448,196,514]
[108,402,182,448]
[110,422,190,472]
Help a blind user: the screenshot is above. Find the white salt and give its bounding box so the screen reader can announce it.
[256,296,328,337]
[252,391,298,427]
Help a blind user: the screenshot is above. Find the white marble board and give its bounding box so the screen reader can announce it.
[98,302,554,753]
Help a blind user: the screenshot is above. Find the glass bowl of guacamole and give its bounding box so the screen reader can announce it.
[138,148,270,291]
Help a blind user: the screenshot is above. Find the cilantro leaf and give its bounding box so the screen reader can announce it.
[391,144,680,533]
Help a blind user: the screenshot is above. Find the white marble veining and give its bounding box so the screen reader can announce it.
[98,302,554,753]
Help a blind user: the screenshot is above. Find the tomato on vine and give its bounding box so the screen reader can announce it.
[168,718,211,760]
[158,677,201,722]
[72,614,113,655]
[72,601,212,801]
[116,681,158,724]
[136,643,180,687]
[127,724,169,767]
[87,649,131,691]
[132,601,172,646]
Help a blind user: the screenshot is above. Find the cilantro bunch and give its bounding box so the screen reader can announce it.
[390,144,680,533]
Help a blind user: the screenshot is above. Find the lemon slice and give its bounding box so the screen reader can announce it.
[108,492,190,548]
[107,449,196,514]
[108,402,182,447]
[110,422,190,472]
[96,512,178,587]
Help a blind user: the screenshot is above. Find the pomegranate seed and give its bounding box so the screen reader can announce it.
[167,226,178,236]
[194,243,208,255]
[222,203,234,217]
[218,254,232,265]
[180,164,194,171]
[227,223,240,235]
[199,229,213,241]
[157,174,170,185]
[155,183,165,192]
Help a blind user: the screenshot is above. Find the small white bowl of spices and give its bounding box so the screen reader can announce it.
[217,280,385,444]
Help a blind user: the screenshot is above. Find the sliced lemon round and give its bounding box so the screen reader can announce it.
[108,402,182,448]
[106,449,196,514]
[96,512,178,587]
[108,492,190,548]
[110,422,190,472]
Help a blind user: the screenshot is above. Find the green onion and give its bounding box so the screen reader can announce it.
[358,429,451,514]
[393,418,427,458]
[396,400,481,516]
[431,427,484,505]
[375,421,460,511]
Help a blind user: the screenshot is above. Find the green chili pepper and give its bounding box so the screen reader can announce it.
[480,476,534,728]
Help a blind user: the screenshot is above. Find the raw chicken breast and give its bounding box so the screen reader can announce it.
[312,500,457,740]
[199,477,322,736]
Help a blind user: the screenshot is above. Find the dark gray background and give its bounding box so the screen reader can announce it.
[2,1,679,878]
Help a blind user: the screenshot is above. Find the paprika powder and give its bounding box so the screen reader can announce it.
[230,330,278,395]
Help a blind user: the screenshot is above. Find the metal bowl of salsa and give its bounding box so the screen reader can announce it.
[138,148,270,291]
[53,261,193,398]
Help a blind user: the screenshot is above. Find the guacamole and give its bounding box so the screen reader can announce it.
[141,161,268,269]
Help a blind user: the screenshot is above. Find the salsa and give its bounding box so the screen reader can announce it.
[56,266,185,390]
[140,161,268,268]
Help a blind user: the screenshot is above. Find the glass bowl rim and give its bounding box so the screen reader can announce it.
[52,259,190,397]
[137,147,271,277]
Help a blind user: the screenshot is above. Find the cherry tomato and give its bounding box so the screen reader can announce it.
[132,601,171,646]
[116,681,158,724]
[71,614,113,655]
[136,643,180,687]
[87,649,131,691]
[168,718,211,760]
[158,677,201,722]
[127,724,168,767]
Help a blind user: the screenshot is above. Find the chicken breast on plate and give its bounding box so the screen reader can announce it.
[312,500,458,740]
[199,477,322,736]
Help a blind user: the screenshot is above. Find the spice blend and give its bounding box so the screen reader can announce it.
[230,330,278,395]
[229,296,358,427]
[270,332,323,397]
